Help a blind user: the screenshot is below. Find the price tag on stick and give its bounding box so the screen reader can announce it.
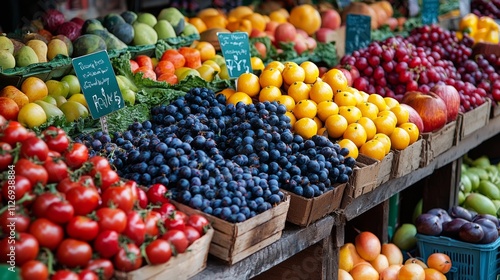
[345,14,371,55]
[71,50,125,122]
[217,32,253,78]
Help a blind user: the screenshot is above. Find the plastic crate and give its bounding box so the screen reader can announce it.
[416,234,500,280]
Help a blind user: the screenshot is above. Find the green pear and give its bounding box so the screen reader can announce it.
[132,22,158,46]
[59,101,89,122]
[157,7,185,35]
[136,12,157,27]
[0,50,16,70]
[42,95,58,106]
[154,20,177,40]
[181,23,199,37]
[34,100,65,119]
[54,96,68,107]
[14,45,39,67]
[0,36,14,54]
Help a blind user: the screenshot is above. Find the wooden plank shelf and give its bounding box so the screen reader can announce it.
[190,216,334,280]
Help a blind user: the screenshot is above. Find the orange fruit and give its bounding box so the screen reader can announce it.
[287,81,310,102]
[204,14,228,29]
[216,88,236,100]
[300,61,319,84]
[317,127,327,136]
[259,67,283,88]
[228,6,254,20]
[390,105,410,126]
[373,133,391,155]
[384,96,400,109]
[288,4,321,35]
[189,17,207,33]
[317,100,339,122]
[390,127,410,150]
[426,253,452,274]
[243,13,266,31]
[193,41,216,62]
[334,91,358,107]
[197,8,221,21]
[356,102,379,120]
[237,72,260,97]
[309,79,333,104]
[21,77,48,102]
[359,139,386,160]
[357,117,377,140]
[284,111,297,126]
[423,268,447,280]
[276,95,296,111]
[227,91,253,106]
[259,86,282,102]
[399,122,419,145]
[343,123,367,148]
[338,105,362,124]
[325,114,348,139]
[344,87,364,105]
[251,57,265,71]
[338,138,358,159]
[322,69,348,93]
[367,94,389,112]
[293,99,317,119]
[398,263,425,280]
[265,61,285,72]
[378,110,398,123]
[282,64,306,85]
[313,117,323,129]
[293,117,318,139]
[373,115,397,136]
[269,10,288,23]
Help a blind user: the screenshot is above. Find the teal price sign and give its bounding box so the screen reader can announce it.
[72,50,124,120]
[217,32,252,78]
[345,14,372,55]
[421,0,440,25]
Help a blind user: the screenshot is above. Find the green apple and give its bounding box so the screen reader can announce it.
[136,12,157,27]
[61,75,81,97]
[132,22,158,46]
[154,20,177,40]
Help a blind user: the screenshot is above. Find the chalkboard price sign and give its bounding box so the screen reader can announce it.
[345,14,372,55]
[422,0,440,25]
[217,32,252,78]
[72,50,124,120]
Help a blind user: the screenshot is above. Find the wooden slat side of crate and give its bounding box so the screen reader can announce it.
[114,227,214,280]
[284,183,346,227]
[490,102,500,118]
[420,121,457,167]
[341,155,380,209]
[391,138,424,179]
[458,99,491,140]
[376,152,394,187]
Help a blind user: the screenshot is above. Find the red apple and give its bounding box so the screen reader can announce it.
[385,17,399,31]
[321,9,341,30]
[0,97,20,121]
[70,17,85,28]
[402,91,447,133]
[294,37,308,55]
[254,41,267,59]
[250,28,266,38]
[430,84,460,122]
[400,103,424,133]
[337,68,353,86]
[274,22,297,45]
[296,28,309,39]
[315,27,335,43]
[305,37,317,51]
[265,21,279,34]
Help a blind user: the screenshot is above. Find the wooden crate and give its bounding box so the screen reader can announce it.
[341,155,380,208]
[172,196,290,265]
[390,138,424,179]
[115,227,214,280]
[420,121,457,167]
[457,99,491,141]
[490,103,500,119]
[283,183,346,227]
[376,152,394,187]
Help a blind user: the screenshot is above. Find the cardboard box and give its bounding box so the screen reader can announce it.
[376,152,394,187]
[283,183,346,227]
[341,155,380,208]
[172,196,290,265]
[420,121,457,167]
[390,138,424,179]
[457,99,491,141]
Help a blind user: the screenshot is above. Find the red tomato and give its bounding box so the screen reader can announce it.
[162,229,189,254]
[56,238,93,268]
[187,214,210,235]
[20,136,49,162]
[20,260,49,280]
[135,55,153,69]
[144,210,162,237]
[78,269,99,280]
[64,142,89,168]
[137,187,148,209]
[57,175,95,194]
[93,230,120,259]
[0,142,13,171]
[14,158,48,186]
[123,180,139,203]
[66,216,99,241]
[183,225,202,245]
[95,207,127,233]
[129,59,139,72]
[32,192,63,218]
[123,211,146,246]
[45,200,75,224]
[0,207,30,233]
[164,211,186,231]
[1,175,32,202]
[88,155,111,174]
[43,157,69,183]
[86,259,114,280]
[101,185,134,213]
[0,233,39,266]
[28,218,64,250]
[99,169,120,192]
[145,239,172,265]
[42,126,70,153]
[51,270,80,280]
[158,202,176,218]
[66,186,101,216]
[113,243,142,272]
[146,184,169,205]
[0,121,32,146]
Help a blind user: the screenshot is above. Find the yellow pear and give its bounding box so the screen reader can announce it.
[26,39,48,63]
[47,39,68,61]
